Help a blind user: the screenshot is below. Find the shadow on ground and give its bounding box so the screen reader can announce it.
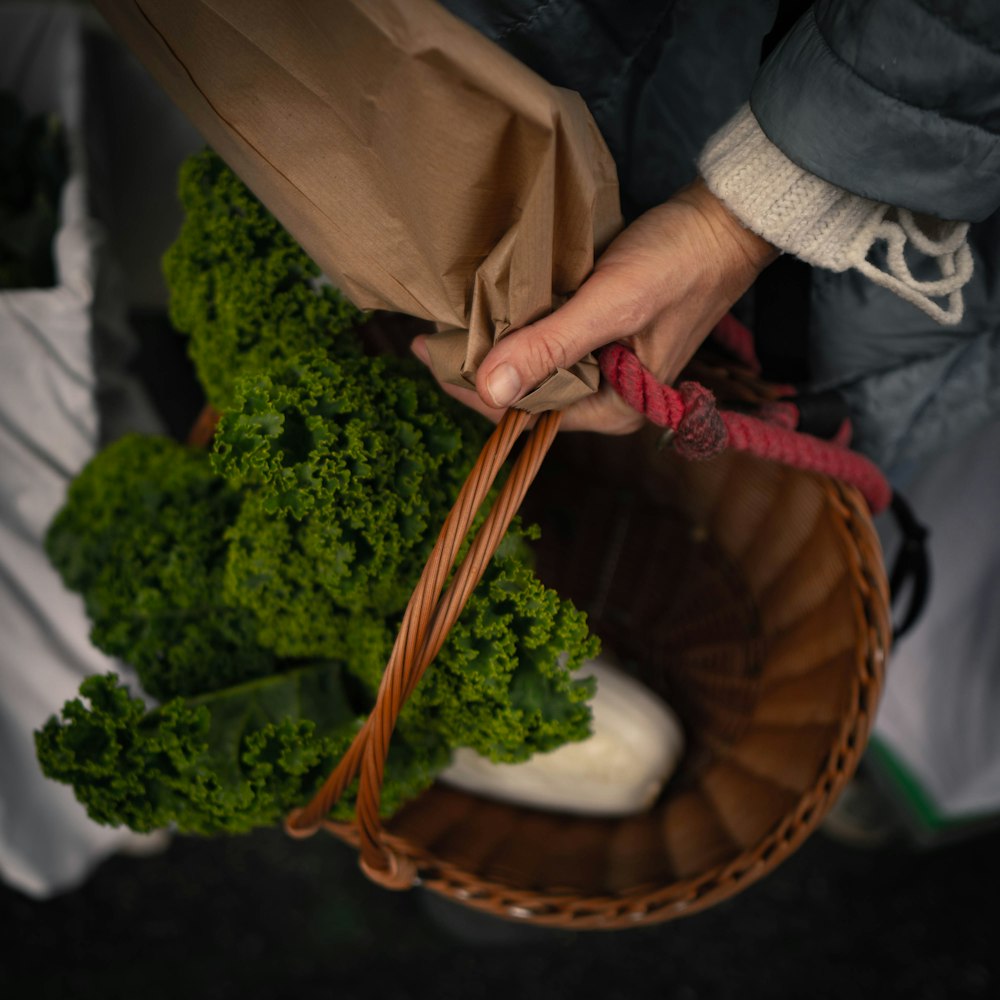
[2,822,997,1000]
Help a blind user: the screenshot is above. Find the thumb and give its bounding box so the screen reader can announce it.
[475,271,637,409]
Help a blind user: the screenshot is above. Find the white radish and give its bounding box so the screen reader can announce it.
[438,656,685,816]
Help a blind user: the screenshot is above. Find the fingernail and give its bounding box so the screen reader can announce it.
[410,337,430,365]
[485,363,521,408]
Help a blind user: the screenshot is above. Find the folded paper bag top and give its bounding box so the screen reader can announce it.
[94,0,623,411]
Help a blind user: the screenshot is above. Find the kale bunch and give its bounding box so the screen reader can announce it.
[37,415,595,831]
[35,666,445,834]
[348,532,600,765]
[213,351,482,648]
[38,373,596,832]
[36,150,599,836]
[45,435,276,700]
[162,149,364,411]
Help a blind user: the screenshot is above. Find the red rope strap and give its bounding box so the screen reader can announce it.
[599,342,892,514]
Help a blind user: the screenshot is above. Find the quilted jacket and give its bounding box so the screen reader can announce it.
[439,0,1000,472]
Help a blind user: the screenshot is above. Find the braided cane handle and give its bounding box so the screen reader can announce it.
[285,408,562,886]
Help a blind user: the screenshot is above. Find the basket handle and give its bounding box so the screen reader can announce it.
[285,407,562,886]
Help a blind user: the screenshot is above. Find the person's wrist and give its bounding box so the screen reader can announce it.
[675,177,779,279]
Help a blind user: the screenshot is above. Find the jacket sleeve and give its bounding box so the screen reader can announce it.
[699,104,973,325]
[750,0,1000,223]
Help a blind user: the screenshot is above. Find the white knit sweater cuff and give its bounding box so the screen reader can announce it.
[698,104,972,326]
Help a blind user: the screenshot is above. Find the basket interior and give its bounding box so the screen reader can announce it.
[377,428,887,925]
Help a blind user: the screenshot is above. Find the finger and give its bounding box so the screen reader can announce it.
[438,381,506,424]
[557,383,645,435]
[475,269,648,409]
[415,332,641,434]
[411,336,505,424]
[410,334,431,366]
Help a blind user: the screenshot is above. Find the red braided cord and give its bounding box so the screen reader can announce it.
[758,400,799,431]
[600,341,685,428]
[599,342,891,514]
[721,411,891,512]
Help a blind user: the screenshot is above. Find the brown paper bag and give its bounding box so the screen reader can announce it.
[93,0,623,411]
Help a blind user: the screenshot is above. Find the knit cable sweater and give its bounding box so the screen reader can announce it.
[699,104,973,326]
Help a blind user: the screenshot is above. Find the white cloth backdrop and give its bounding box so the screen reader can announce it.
[872,415,1000,837]
[0,3,194,897]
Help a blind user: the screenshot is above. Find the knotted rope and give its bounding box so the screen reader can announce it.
[599,328,892,514]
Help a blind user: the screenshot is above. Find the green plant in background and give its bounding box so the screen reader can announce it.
[35,149,598,835]
[0,90,68,289]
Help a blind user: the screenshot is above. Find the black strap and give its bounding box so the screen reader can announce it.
[887,492,931,641]
[795,388,851,440]
[750,255,812,384]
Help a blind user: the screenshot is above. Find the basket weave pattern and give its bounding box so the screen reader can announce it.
[311,430,890,929]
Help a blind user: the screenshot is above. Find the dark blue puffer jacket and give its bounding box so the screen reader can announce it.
[439,0,1000,471]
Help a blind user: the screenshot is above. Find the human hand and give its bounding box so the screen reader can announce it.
[411,177,778,433]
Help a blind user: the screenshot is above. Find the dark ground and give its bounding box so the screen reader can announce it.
[3,312,998,1000]
[2,821,998,1000]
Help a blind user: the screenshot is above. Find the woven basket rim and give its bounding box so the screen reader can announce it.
[317,473,891,930]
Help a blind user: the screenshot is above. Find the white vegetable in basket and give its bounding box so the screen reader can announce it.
[439,657,685,816]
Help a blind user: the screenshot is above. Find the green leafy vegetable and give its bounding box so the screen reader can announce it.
[162,149,365,411]
[420,549,599,761]
[34,667,447,834]
[37,149,600,836]
[45,435,275,701]
[214,351,481,631]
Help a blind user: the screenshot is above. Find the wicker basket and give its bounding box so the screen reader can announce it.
[300,423,890,929]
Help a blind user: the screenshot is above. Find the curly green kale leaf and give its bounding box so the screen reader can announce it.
[430,548,599,761]
[348,533,599,765]
[45,435,275,700]
[35,666,447,834]
[213,352,482,621]
[162,149,365,411]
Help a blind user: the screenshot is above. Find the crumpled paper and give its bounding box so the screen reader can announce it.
[93,0,624,410]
